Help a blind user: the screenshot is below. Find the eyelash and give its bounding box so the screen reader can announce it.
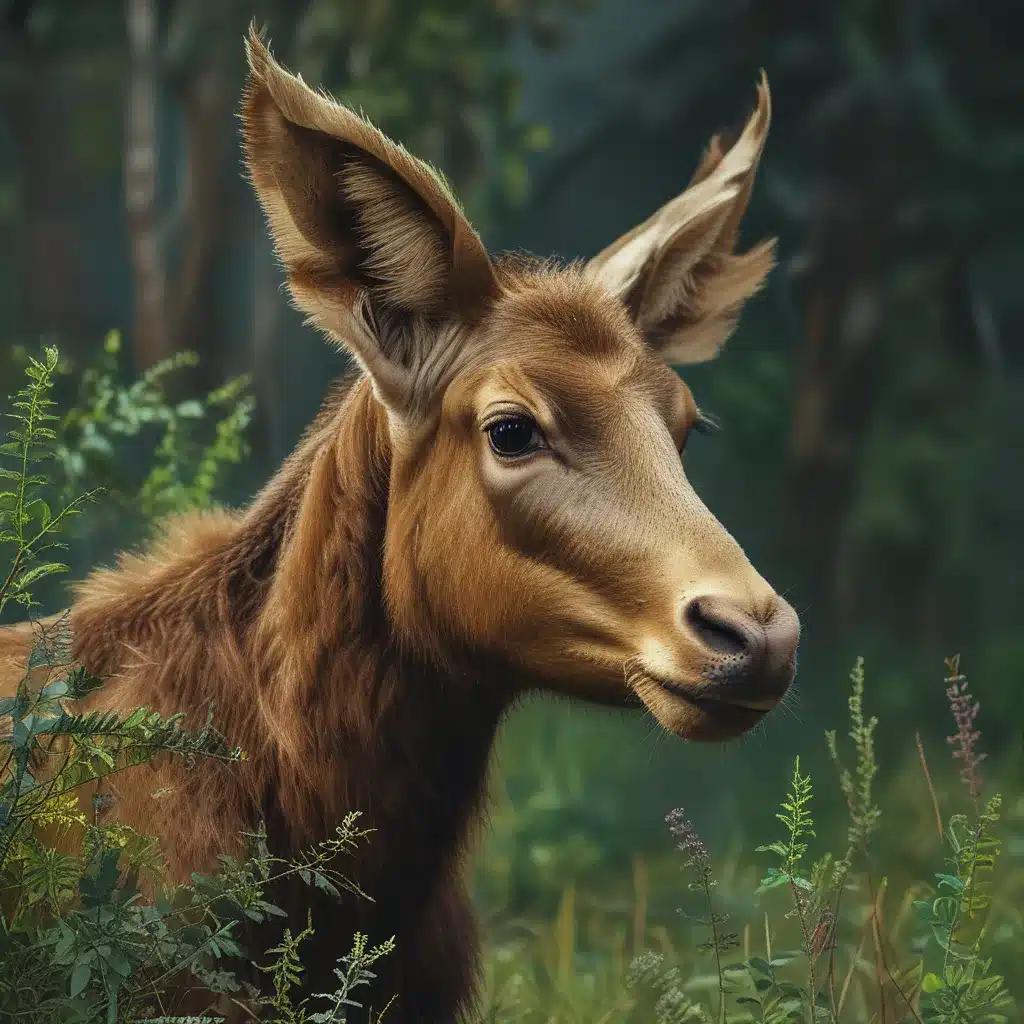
[693,410,721,436]
[680,410,720,453]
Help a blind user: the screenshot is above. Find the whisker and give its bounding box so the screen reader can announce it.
[775,697,803,726]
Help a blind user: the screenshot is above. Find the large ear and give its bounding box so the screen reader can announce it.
[585,76,775,365]
[241,26,498,415]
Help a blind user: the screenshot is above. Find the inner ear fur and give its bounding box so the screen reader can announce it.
[586,75,776,366]
[240,26,497,334]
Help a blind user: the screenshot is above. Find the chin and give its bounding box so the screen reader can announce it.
[631,675,772,742]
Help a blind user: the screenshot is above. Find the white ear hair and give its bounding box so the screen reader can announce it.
[586,75,774,365]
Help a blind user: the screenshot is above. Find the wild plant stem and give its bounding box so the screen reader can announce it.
[2,353,48,606]
[827,935,839,1023]
[868,882,888,1024]
[701,874,727,1024]
[915,731,944,842]
[862,858,924,1024]
[0,549,24,616]
[789,881,817,1023]
[827,861,854,1021]
[837,929,868,1018]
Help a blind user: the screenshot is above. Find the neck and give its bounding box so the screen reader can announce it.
[238,374,510,880]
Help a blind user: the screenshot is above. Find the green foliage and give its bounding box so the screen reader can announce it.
[0,346,97,615]
[825,657,882,881]
[914,791,1012,1021]
[257,924,397,1024]
[625,952,711,1023]
[481,658,1020,1024]
[756,757,816,896]
[0,332,254,623]
[54,330,253,527]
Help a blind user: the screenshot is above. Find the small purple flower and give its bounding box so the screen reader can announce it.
[945,655,986,808]
[665,808,710,868]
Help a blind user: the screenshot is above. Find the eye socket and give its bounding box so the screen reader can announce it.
[486,415,545,459]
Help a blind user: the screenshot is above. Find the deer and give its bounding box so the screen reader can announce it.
[0,28,799,1024]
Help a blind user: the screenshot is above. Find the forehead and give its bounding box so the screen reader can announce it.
[471,267,692,423]
[491,266,639,358]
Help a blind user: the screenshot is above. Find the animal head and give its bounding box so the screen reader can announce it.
[242,29,799,742]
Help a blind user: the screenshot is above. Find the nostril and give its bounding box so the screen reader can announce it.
[684,597,751,658]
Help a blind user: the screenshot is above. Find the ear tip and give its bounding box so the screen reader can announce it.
[244,23,272,82]
[241,23,318,130]
[754,69,772,132]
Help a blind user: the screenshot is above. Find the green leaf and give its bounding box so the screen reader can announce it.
[736,995,764,1021]
[106,949,133,978]
[79,848,122,908]
[769,950,805,967]
[755,869,791,894]
[41,678,69,699]
[776,981,805,999]
[175,400,204,419]
[16,561,69,588]
[69,962,91,997]
[123,706,150,729]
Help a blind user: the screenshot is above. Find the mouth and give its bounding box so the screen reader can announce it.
[638,672,776,740]
[653,676,780,714]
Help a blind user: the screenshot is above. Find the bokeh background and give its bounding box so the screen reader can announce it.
[1,0,1022,1014]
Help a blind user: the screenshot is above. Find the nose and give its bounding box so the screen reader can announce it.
[682,594,800,703]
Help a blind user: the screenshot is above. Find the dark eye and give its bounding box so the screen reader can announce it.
[486,415,544,458]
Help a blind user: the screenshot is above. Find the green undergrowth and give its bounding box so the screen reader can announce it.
[479,657,1021,1023]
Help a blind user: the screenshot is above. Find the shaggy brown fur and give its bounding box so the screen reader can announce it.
[0,29,801,1023]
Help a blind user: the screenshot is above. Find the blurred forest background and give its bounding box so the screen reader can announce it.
[1,0,1022,1011]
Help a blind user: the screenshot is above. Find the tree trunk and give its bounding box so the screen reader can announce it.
[124,0,168,370]
[0,13,86,357]
[170,57,231,376]
[781,185,883,633]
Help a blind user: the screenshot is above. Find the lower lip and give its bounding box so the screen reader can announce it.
[654,677,773,720]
